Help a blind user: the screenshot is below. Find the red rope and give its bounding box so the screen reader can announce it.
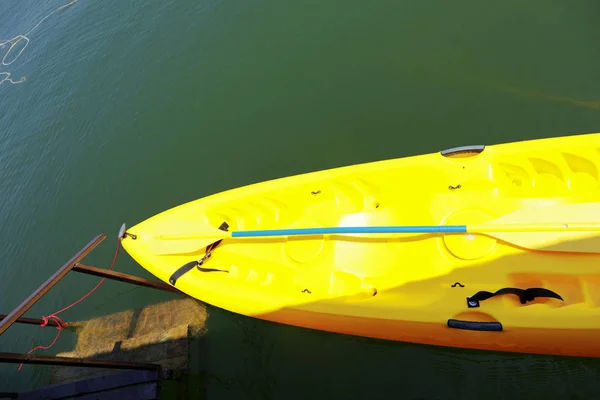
[18,238,122,371]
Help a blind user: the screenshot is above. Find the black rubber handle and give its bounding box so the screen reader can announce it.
[447,319,502,332]
[441,145,485,157]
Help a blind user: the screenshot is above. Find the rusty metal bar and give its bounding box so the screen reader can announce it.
[0,234,106,336]
[0,352,160,370]
[73,263,181,294]
[0,314,60,328]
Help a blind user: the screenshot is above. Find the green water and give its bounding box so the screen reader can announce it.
[2,0,600,397]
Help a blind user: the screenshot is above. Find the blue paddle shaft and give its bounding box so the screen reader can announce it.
[231,225,467,237]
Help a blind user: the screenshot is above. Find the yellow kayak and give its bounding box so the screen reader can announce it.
[122,132,600,358]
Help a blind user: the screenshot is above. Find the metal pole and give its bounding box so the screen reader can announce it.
[0,314,61,328]
[0,234,106,336]
[73,263,181,294]
[0,352,160,370]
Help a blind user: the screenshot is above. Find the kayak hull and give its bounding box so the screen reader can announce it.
[122,132,600,357]
[256,307,600,358]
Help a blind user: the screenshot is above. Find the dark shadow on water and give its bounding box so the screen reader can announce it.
[192,306,600,400]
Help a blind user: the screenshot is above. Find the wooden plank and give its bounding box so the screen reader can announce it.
[0,352,159,370]
[0,234,106,336]
[75,382,158,400]
[73,263,181,294]
[18,370,158,400]
[0,314,60,328]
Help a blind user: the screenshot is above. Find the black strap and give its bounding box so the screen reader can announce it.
[168,222,229,286]
[168,261,198,285]
[467,287,563,308]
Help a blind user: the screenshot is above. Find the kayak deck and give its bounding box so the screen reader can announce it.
[122,132,600,357]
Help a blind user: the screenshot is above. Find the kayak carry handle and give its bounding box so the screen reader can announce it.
[447,319,502,332]
[441,145,485,157]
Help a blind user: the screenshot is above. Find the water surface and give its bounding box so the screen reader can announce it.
[1,0,600,397]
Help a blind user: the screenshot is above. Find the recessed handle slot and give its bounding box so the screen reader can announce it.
[441,145,485,157]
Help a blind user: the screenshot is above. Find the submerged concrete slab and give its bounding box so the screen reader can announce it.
[50,297,207,385]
